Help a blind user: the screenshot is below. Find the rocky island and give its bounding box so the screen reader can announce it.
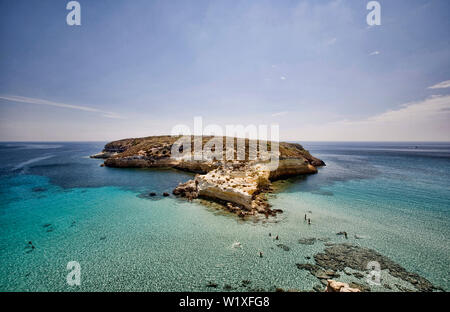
[92,135,325,217]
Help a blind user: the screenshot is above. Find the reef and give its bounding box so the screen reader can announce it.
[296,243,441,292]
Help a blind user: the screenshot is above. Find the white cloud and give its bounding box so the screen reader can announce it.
[289,95,450,141]
[428,80,450,89]
[0,95,124,119]
[369,51,380,56]
[280,76,286,80]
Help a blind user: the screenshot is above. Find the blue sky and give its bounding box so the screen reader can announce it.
[0,0,449,141]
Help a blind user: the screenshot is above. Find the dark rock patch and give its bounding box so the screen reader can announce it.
[313,284,323,292]
[250,287,266,292]
[137,192,162,200]
[298,238,316,245]
[32,187,46,192]
[349,282,371,292]
[25,241,36,253]
[313,243,438,292]
[241,280,251,287]
[353,272,365,279]
[296,263,339,280]
[395,284,414,292]
[206,281,218,288]
[277,244,290,251]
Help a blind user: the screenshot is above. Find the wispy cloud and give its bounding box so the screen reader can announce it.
[291,95,450,141]
[325,38,337,46]
[271,111,288,117]
[428,80,450,89]
[369,51,380,56]
[280,76,286,80]
[0,95,124,119]
[351,95,450,124]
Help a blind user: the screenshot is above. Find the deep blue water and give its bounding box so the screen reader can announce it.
[0,141,449,291]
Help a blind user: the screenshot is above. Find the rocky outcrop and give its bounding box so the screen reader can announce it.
[296,243,441,292]
[93,135,325,217]
[90,151,117,159]
[325,280,361,292]
[173,163,275,216]
[314,243,439,292]
[172,179,198,200]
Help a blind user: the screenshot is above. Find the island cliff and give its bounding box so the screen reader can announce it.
[92,135,325,218]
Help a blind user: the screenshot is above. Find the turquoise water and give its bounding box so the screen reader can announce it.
[0,142,449,291]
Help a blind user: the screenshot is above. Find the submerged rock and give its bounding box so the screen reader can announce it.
[296,263,339,280]
[277,244,290,251]
[313,284,324,292]
[298,238,316,245]
[32,187,46,192]
[349,282,371,292]
[206,281,218,288]
[241,280,251,287]
[314,243,438,292]
[223,284,233,290]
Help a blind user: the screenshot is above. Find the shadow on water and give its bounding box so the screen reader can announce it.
[273,156,382,196]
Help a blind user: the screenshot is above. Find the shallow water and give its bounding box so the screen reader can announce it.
[0,142,448,291]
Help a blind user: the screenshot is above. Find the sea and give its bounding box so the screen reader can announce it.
[0,141,448,291]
